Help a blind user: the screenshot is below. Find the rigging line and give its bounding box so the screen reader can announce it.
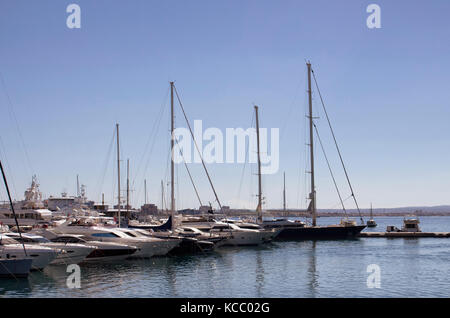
[175,137,203,207]
[0,135,18,198]
[96,127,116,202]
[313,122,348,217]
[0,72,34,175]
[280,76,305,139]
[131,87,169,188]
[173,85,223,211]
[236,111,254,207]
[311,68,364,224]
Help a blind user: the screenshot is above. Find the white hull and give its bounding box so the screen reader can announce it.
[223,231,267,246]
[0,244,59,270]
[42,243,95,265]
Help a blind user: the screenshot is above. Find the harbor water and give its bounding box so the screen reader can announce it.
[1,216,450,298]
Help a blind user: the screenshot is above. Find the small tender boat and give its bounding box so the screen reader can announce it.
[386,216,421,233]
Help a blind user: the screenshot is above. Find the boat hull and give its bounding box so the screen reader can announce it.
[0,258,32,278]
[276,225,366,240]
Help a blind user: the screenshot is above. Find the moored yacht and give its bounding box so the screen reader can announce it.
[116,228,181,256]
[5,232,96,265]
[199,222,272,246]
[220,219,281,241]
[33,229,138,262]
[264,62,366,239]
[0,235,59,270]
[50,219,160,258]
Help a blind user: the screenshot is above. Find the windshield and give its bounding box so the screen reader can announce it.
[0,236,20,245]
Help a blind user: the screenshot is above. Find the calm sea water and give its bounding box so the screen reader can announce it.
[1,216,450,298]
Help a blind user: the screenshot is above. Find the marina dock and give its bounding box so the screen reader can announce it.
[358,232,450,238]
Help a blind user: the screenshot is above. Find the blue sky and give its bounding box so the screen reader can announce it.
[0,0,449,210]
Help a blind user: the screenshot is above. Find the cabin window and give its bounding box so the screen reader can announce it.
[92,232,120,238]
[51,237,81,243]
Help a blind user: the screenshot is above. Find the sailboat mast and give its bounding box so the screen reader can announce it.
[126,158,130,217]
[307,62,317,226]
[254,105,263,223]
[144,179,147,205]
[76,174,80,197]
[116,123,121,227]
[170,82,175,229]
[161,179,164,212]
[283,171,286,214]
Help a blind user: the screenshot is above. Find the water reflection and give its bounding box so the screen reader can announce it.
[307,241,319,297]
[0,278,31,296]
[255,249,265,297]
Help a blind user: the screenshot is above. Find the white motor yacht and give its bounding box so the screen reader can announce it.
[0,235,59,270]
[50,220,160,258]
[201,222,272,246]
[220,219,281,241]
[33,229,138,262]
[5,232,96,265]
[117,228,181,256]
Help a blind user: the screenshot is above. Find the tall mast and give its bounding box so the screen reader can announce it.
[170,82,175,229]
[76,174,80,197]
[126,158,130,217]
[161,179,164,212]
[116,123,121,227]
[254,105,263,223]
[283,171,286,214]
[307,62,317,227]
[144,179,147,205]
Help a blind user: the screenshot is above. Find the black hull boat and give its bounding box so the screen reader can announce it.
[0,258,32,278]
[276,224,366,240]
[168,237,215,255]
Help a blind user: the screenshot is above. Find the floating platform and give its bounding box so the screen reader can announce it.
[358,232,450,238]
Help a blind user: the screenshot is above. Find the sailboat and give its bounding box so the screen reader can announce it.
[366,204,377,227]
[264,62,366,239]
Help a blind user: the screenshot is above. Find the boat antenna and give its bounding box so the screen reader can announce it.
[0,160,27,255]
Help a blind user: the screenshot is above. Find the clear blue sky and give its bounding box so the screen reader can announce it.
[0,0,449,210]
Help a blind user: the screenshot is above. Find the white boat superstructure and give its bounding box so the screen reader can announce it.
[0,235,59,270]
[33,229,138,262]
[50,220,160,258]
[5,232,96,265]
[116,228,181,256]
[200,222,272,246]
[220,219,281,241]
